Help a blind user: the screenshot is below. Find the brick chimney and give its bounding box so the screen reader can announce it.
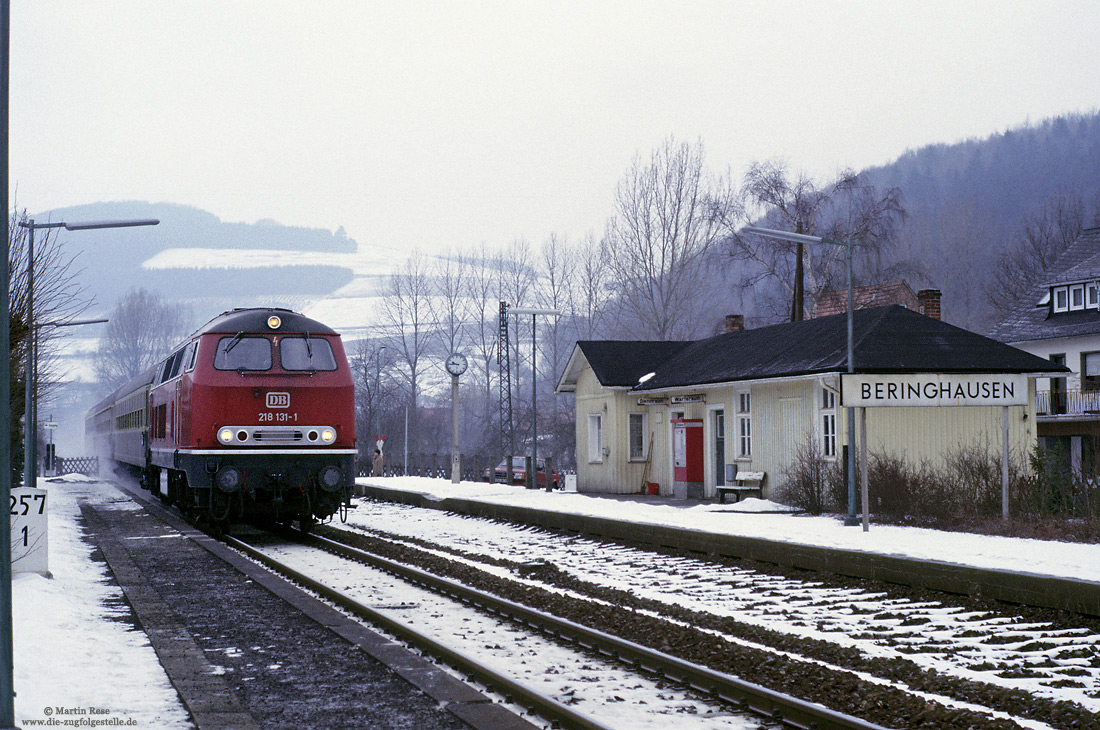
[917,289,941,320]
[724,314,744,333]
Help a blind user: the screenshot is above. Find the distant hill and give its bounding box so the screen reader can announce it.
[711,111,1100,334]
[31,201,357,322]
[864,112,1100,331]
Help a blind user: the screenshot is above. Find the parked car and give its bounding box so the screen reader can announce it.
[483,456,560,488]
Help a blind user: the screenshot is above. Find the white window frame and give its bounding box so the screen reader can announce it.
[820,382,837,459]
[1071,284,1085,311]
[628,412,648,461]
[588,413,603,463]
[1088,282,1099,309]
[736,390,751,459]
[1053,286,1069,313]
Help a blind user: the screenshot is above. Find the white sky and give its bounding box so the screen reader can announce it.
[11,1,1100,256]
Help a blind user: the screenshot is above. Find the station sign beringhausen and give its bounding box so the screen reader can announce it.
[841,373,1029,408]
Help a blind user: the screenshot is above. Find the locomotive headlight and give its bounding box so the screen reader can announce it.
[321,428,336,444]
[319,465,342,492]
[267,315,282,329]
[219,428,234,444]
[215,466,242,493]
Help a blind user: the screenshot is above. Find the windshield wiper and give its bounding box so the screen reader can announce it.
[304,330,313,359]
[224,331,244,354]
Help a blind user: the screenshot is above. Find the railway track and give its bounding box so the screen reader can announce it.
[326,497,1100,730]
[227,530,889,730]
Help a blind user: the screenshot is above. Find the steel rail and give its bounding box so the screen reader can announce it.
[224,534,618,730]
[297,531,891,730]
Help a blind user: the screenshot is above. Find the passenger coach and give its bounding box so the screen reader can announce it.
[87,307,356,532]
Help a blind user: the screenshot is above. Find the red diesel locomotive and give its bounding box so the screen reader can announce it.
[87,307,356,532]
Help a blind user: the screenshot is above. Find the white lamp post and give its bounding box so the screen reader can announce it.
[18,218,157,490]
[743,225,862,527]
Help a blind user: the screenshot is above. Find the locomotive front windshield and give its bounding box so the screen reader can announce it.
[281,337,338,371]
[214,336,273,370]
[212,334,340,371]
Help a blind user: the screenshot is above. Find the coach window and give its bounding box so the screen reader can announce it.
[214,336,272,371]
[281,337,338,371]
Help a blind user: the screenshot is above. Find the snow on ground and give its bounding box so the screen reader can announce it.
[359,476,1100,584]
[13,476,192,728]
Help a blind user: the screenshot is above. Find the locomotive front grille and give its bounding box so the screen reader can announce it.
[252,429,304,443]
[217,425,338,445]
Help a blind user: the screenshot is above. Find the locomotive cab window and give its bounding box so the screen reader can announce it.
[184,341,198,373]
[281,337,338,371]
[214,336,273,371]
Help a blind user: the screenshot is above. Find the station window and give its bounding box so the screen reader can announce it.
[821,384,837,458]
[628,413,648,461]
[588,413,603,463]
[736,391,751,458]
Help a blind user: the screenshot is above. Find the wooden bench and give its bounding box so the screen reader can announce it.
[716,471,766,504]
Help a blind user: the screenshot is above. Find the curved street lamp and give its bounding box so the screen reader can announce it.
[742,225,863,528]
[18,218,158,491]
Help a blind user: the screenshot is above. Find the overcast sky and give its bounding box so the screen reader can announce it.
[10,1,1100,257]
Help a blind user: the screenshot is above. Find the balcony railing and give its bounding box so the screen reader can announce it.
[1036,389,1100,417]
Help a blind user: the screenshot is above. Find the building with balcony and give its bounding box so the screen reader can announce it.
[988,226,1100,474]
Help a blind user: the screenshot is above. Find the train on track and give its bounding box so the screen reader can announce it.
[87,307,356,533]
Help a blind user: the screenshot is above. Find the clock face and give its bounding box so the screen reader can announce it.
[445,353,468,375]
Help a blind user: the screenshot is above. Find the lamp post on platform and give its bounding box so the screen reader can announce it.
[742,225,862,527]
[18,218,157,490]
[511,308,560,490]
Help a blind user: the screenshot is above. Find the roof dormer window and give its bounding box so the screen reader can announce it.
[1053,286,1069,313]
[1071,284,1085,310]
[1089,282,1099,309]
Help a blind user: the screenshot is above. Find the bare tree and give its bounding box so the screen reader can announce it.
[94,288,192,390]
[382,250,437,450]
[350,338,394,460]
[987,192,1089,318]
[604,137,726,340]
[567,232,613,340]
[722,160,906,321]
[536,233,576,466]
[431,250,468,360]
[463,243,501,452]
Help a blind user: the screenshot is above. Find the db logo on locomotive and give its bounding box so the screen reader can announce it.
[266,392,291,409]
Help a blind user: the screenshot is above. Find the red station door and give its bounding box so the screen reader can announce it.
[672,418,704,499]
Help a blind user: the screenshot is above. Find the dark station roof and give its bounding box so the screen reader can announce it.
[197,307,338,336]
[572,341,691,388]
[563,306,1067,394]
[987,227,1100,344]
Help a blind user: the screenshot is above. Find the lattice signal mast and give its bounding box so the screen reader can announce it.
[498,300,514,456]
